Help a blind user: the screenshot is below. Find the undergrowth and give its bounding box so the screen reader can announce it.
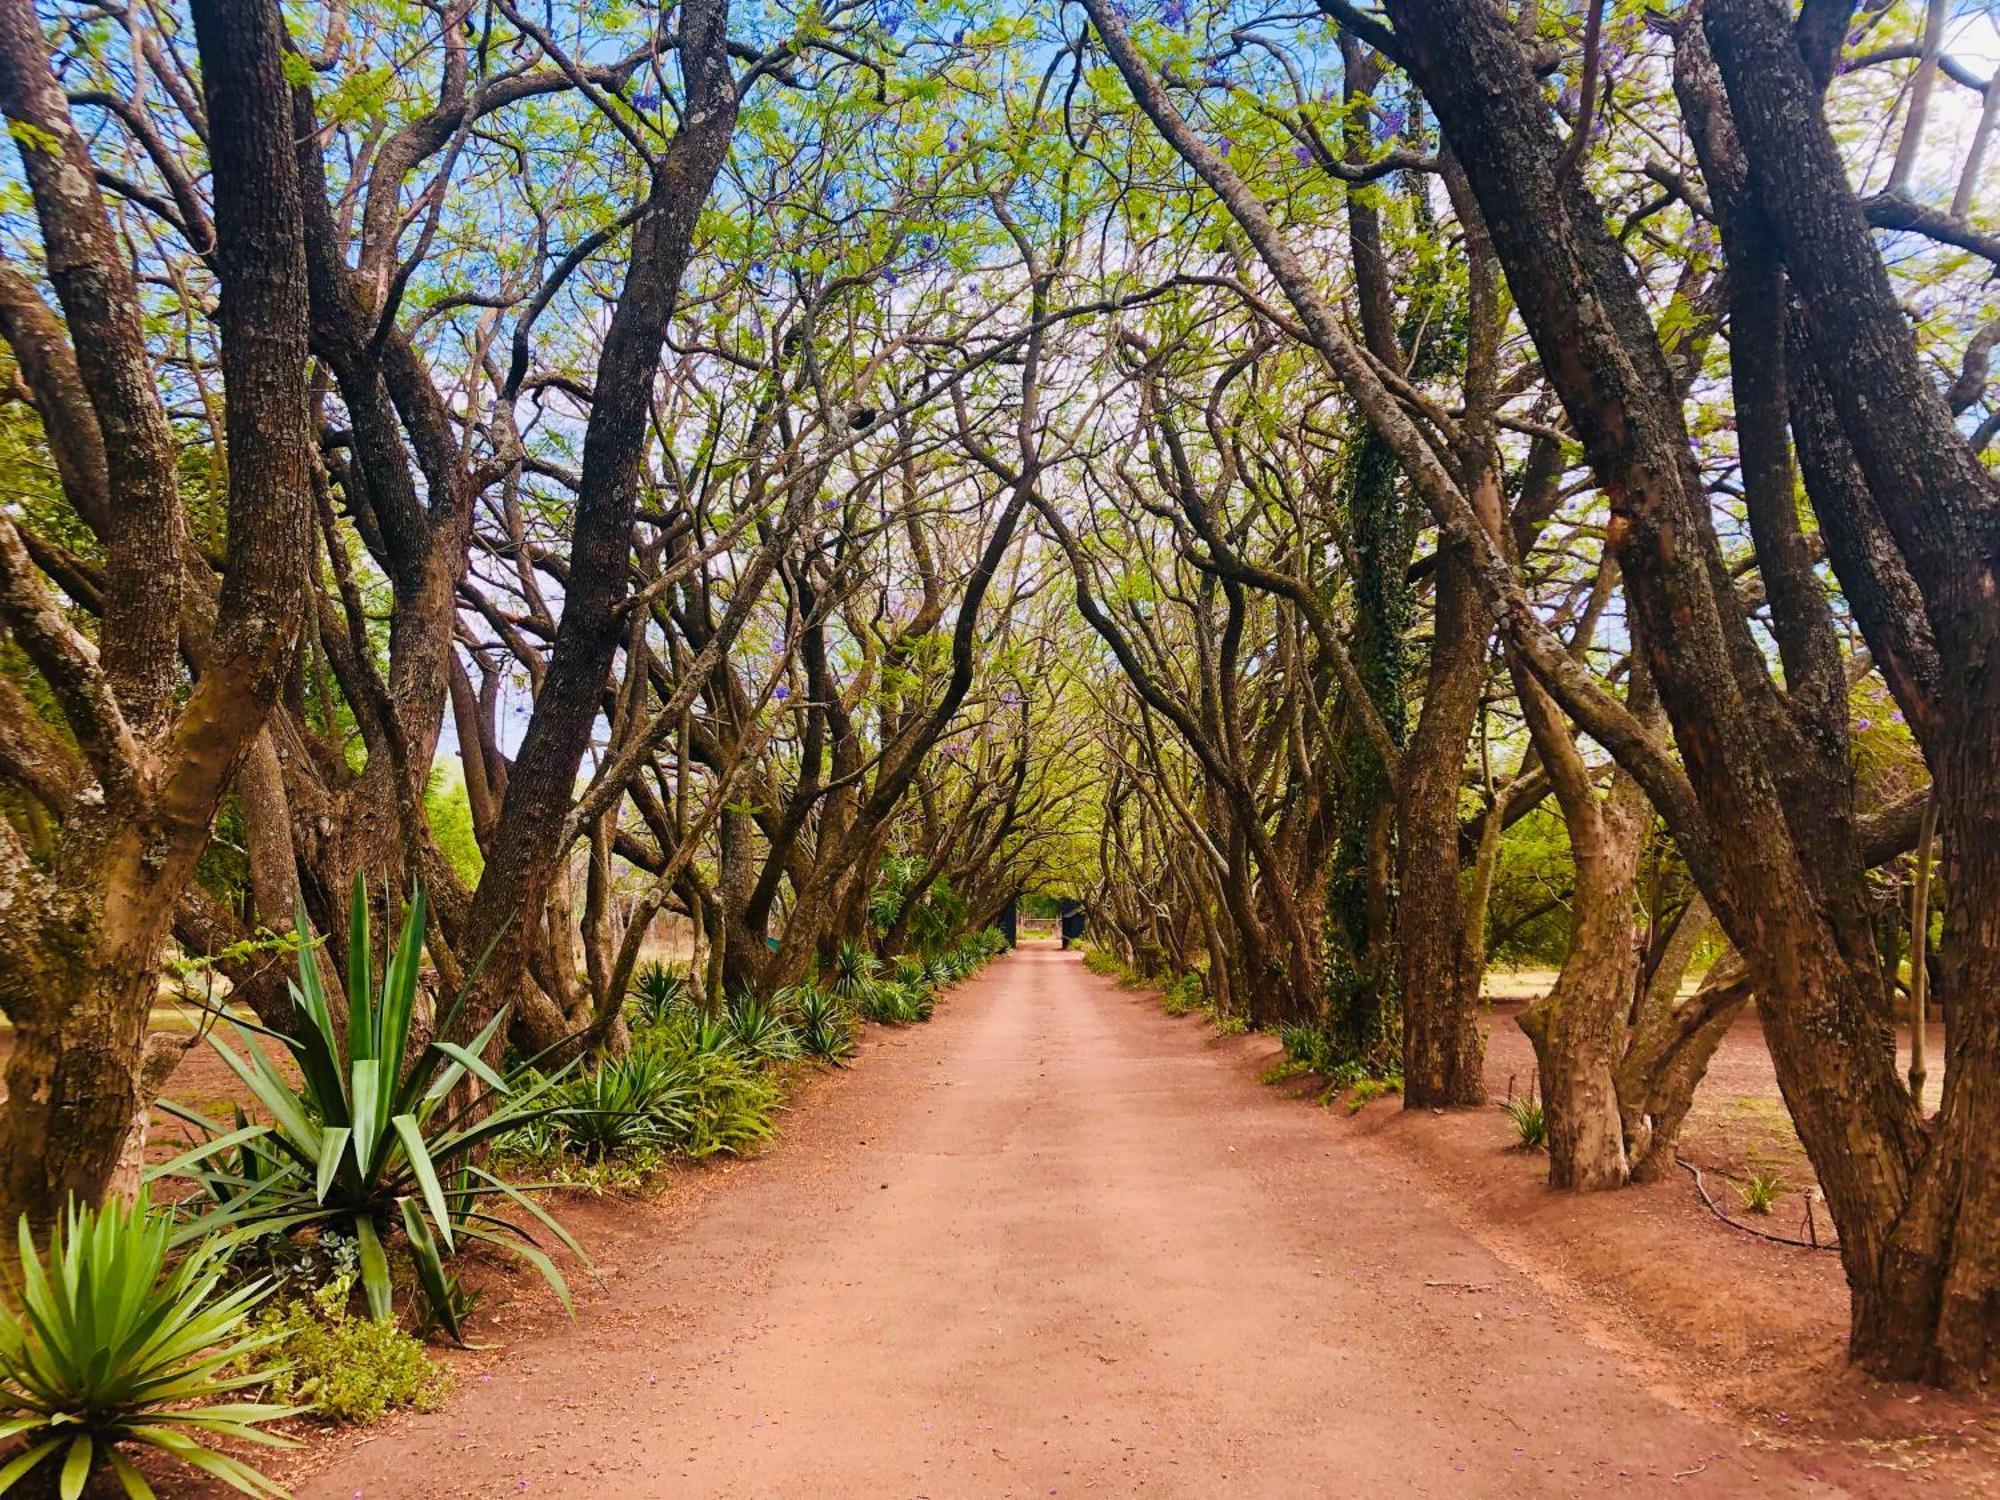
[259,1273,448,1424]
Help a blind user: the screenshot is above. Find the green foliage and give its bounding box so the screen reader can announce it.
[673,1044,781,1159]
[1343,1077,1403,1113]
[626,960,691,1029]
[0,1195,296,1499]
[1501,1094,1548,1151]
[726,994,801,1063]
[510,1006,785,1175]
[784,985,857,1065]
[1737,1166,1785,1215]
[546,1047,694,1162]
[157,877,578,1343]
[826,940,881,1004]
[1161,972,1204,1016]
[1080,947,1129,980]
[856,979,926,1025]
[424,761,484,885]
[257,1274,445,1425]
[867,857,967,953]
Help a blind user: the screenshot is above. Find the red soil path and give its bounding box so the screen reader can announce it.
[284,946,1882,1498]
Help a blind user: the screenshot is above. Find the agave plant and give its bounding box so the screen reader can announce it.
[784,985,856,1065]
[661,1010,741,1060]
[624,960,689,1029]
[549,1047,695,1161]
[825,939,880,1004]
[726,995,800,1063]
[158,877,579,1342]
[0,1195,297,1499]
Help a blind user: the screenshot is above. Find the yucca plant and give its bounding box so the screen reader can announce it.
[825,940,880,1004]
[784,986,856,1065]
[0,1195,297,1499]
[726,995,800,1063]
[624,960,689,1029]
[158,877,579,1342]
[549,1047,695,1161]
[662,1011,740,1060]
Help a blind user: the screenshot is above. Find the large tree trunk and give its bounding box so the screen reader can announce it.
[1395,550,1490,1107]
[0,0,311,1228]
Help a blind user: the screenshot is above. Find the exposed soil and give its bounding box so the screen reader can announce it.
[203,946,1997,1498]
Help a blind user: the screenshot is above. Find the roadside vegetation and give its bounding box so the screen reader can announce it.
[0,0,1997,1489]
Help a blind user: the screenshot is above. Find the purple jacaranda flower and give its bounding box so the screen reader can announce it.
[1294,144,1313,166]
[1856,717,1873,731]
[633,90,660,109]
[774,683,790,700]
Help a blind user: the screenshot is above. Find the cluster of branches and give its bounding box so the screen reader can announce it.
[1045,0,2000,1389]
[3,0,1999,1397]
[0,0,1097,1246]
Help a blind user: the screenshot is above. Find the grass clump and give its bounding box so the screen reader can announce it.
[1737,1165,1786,1215]
[1080,947,1129,980]
[259,1273,447,1425]
[1500,1093,1548,1150]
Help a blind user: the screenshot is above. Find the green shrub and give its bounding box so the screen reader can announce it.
[826,940,880,1004]
[1161,973,1204,1016]
[1501,1094,1547,1150]
[857,979,926,1025]
[0,1194,296,1499]
[158,876,578,1343]
[676,1045,780,1158]
[1080,947,1127,979]
[258,1274,446,1425]
[785,985,857,1064]
[1206,1007,1249,1036]
[726,994,801,1062]
[548,1046,694,1161]
[1343,1076,1402,1113]
[626,960,691,1029]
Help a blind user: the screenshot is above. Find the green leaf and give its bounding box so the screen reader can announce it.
[347,870,373,1061]
[106,1449,158,1500]
[399,1198,461,1343]
[58,1434,91,1500]
[392,1115,454,1253]
[349,1060,382,1175]
[0,1438,63,1492]
[352,1216,393,1323]
[314,1127,351,1204]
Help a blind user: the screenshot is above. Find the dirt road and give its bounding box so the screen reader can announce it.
[303,946,1859,1498]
